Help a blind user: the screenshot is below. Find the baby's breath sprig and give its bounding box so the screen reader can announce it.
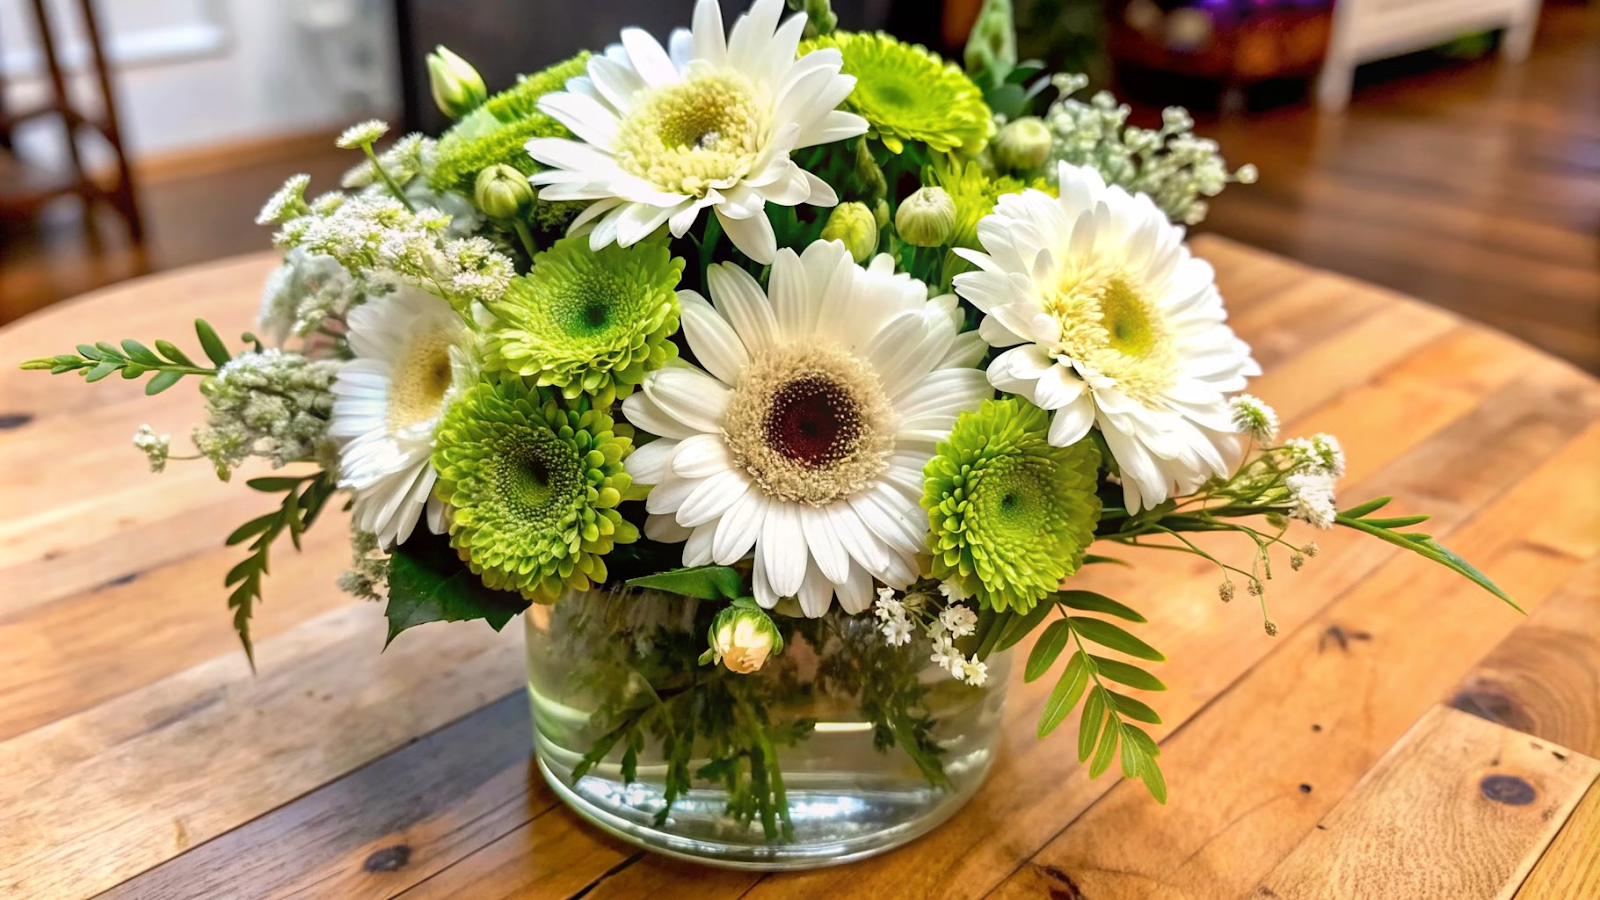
[336,119,415,212]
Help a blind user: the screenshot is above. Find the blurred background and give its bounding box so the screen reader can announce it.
[0,0,1594,372]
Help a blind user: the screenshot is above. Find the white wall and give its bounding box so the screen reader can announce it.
[0,0,399,165]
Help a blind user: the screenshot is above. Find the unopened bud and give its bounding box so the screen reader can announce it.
[895,187,957,247]
[428,46,487,119]
[872,199,890,230]
[474,164,535,219]
[851,140,887,203]
[820,202,879,263]
[992,116,1052,173]
[708,605,783,674]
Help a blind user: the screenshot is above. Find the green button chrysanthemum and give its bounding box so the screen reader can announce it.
[801,32,994,154]
[923,398,1102,613]
[485,235,683,407]
[432,52,590,232]
[433,374,640,602]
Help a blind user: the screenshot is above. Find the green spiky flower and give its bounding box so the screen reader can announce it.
[486,236,683,406]
[923,398,1101,612]
[801,32,993,154]
[433,374,640,602]
[431,52,590,232]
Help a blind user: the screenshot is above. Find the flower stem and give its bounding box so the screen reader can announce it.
[512,219,539,261]
[363,144,416,212]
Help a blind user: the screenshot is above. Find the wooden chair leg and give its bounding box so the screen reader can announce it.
[74,0,143,243]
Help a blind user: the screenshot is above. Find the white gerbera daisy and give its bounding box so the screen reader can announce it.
[622,240,992,616]
[952,161,1260,513]
[329,287,471,548]
[526,0,868,264]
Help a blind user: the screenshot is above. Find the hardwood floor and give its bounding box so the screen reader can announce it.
[2,2,1596,373]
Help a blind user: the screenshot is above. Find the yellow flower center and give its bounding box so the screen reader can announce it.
[1043,263,1176,405]
[386,331,457,432]
[722,344,895,506]
[613,72,765,197]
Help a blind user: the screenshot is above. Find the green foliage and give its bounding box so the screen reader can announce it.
[626,566,745,601]
[1336,497,1519,612]
[19,319,229,393]
[385,529,530,643]
[1017,593,1169,802]
[223,471,338,667]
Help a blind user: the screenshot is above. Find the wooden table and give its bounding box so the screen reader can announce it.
[1,236,1596,900]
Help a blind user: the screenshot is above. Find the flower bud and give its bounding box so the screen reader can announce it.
[708,605,783,674]
[850,139,887,203]
[992,116,1053,174]
[474,164,535,219]
[820,202,879,263]
[427,45,487,119]
[895,187,957,247]
[872,199,890,230]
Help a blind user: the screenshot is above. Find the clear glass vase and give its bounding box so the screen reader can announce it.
[524,585,1010,869]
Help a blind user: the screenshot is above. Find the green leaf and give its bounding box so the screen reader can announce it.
[1339,496,1392,518]
[120,339,163,366]
[76,343,102,360]
[625,565,745,600]
[225,513,277,546]
[1090,655,1167,691]
[1138,753,1168,803]
[1077,687,1106,762]
[1059,590,1146,623]
[247,476,309,492]
[1108,690,1163,725]
[973,606,1010,660]
[145,370,185,395]
[1362,514,1431,528]
[1025,619,1072,682]
[1080,554,1131,567]
[1123,723,1161,759]
[1038,651,1089,738]
[195,319,232,366]
[1069,617,1166,661]
[1089,714,1121,778]
[1336,513,1520,612]
[995,597,1056,651]
[94,341,125,360]
[83,361,119,382]
[385,529,531,644]
[155,339,196,366]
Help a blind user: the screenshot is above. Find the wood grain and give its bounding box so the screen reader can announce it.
[1515,781,1600,900]
[1253,706,1600,900]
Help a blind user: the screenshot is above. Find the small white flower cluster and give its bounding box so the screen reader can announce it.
[192,349,342,479]
[257,248,363,345]
[336,527,391,601]
[132,424,170,473]
[342,133,434,190]
[335,119,390,150]
[257,173,311,226]
[274,193,512,306]
[1042,73,1256,226]
[1282,434,1344,530]
[1230,394,1279,443]
[873,584,989,687]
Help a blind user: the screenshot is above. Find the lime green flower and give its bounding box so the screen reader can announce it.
[431,52,590,231]
[922,398,1101,612]
[433,375,640,602]
[801,32,993,154]
[486,236,683,406]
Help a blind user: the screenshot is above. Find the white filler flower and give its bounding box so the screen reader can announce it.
[329,287,470,547]
[953,161,1260,512]
[623,240,991,616]
[526,0,867,264]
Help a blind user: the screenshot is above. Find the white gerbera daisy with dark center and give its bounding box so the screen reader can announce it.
[526,0,868,264]
[329,287,472,547]
[623,240,992,616]
[953,161,1260,512]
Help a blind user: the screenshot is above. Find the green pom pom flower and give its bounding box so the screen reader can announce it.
[923,398,1101,612]
[433,375,640,602]
[801,32,993,154]
[486,235,683,406]
[431,52,590,231]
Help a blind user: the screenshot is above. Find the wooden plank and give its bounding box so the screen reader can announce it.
[1450,559,1600,758]
[1516,781,1600,900]
[984,408,1600,900]
[98,692,545,900]
[1253,706,1600,900]
[0,602,524,900]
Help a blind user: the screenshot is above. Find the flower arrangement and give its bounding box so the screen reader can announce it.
[22,0,1510,838]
